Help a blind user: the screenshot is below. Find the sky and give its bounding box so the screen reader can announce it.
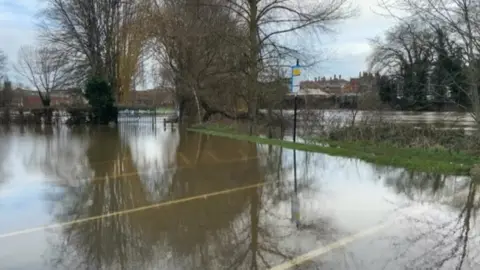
[0,0,398,86]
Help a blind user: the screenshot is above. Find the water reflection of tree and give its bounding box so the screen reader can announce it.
[375,168,480,269]
[152,133,270,269]
[45,131,266,269]
[46,130,339,269]
[220,144,339,269]
[47,128,156,269]
[23,126,89,182]
[0,129,11,187]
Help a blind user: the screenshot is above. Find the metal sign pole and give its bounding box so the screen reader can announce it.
[290,59,300,228]
[293,95,297,143]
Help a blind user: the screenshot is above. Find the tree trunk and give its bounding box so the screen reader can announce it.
[248,1,259,135]
[42,98,52,125]
[192,86,203,124]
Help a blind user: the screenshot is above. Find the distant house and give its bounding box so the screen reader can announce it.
[10,88,86,108]
[299,72,379,96]
[300,74,348,95]
[127,88,174,107]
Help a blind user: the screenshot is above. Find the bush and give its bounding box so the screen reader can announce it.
[326,119,479,153]
[84,77,118,124]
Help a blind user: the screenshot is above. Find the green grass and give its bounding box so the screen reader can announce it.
[155,107,175,113]
[188,124,480,175]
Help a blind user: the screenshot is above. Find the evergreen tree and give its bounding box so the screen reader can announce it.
[431,28,449,102]
[84,77,118,124]
[377,75,396,103]
[447,47,469,107]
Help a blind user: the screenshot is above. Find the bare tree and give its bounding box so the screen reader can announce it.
[214,0,356,133]
[149,0,356,127]
[0,49,6,81]
[368,21,435,109]
[0,50,10,111]
[149,0,249,124]
[116,1,150,104]
[377,0,480,123]
[16,46,71,108]
[0,80,13,124]
[41,0,149,102]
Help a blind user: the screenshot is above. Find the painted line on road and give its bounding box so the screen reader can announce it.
[269,222,390,270]
[84,154,261,182]
[269,205,440,270]
[207,151,220,162]
[178,152,191,165]
[0,181,267,239]
[238,149,247,160]
[73,150,259,174]
[16,154,263,187]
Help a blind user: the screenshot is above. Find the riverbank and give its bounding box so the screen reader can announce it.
[188,123,480,175]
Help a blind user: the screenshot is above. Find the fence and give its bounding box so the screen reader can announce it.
[0,106,178,128]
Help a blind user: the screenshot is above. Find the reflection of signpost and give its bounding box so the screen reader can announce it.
[291,193,300,227]
[291,144,300,228]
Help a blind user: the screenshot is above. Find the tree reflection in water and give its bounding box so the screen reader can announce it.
[19,125,480,269]
[41,129,339,269]
[376,168,480,269]
[45,127,157,269]
[0,126,11,189]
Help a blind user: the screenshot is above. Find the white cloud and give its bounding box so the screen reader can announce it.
[316,0,397,78]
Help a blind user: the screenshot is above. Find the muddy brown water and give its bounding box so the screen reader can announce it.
[0,123,479,269]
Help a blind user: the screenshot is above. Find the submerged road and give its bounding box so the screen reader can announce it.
[0,124,478,269]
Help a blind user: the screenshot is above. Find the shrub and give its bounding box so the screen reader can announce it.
[84,77,118,124]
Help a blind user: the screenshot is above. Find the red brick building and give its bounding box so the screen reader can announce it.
[125,89,174,107]
[9,88,85,108]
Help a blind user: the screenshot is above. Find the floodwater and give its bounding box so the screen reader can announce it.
[0,121,479,269]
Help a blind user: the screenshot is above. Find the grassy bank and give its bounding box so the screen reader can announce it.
[188,123,480,175]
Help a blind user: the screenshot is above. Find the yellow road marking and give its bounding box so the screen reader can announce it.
[86,154,261,182]
[269,222,390,270]
[269,206,432,270]
[18,154,263,186]
[0,181,267,239]
[178,152,191,165]
[80,150,254,169]
[238,149,247,160]
[207,151,220,161]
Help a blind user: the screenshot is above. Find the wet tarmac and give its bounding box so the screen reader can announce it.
[0,124,478,269]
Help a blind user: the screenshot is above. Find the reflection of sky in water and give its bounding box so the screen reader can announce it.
[0,128,86,197]
[124,127,180,172]
[256,147,398,234]
[255,145,472,237]
[121,126,180,201]
[0,126,180,231]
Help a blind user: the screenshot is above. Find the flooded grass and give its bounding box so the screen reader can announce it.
[189,124,480,175]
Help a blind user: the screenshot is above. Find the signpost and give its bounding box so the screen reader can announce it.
[290,59,301,143]
[290,59,301,228]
